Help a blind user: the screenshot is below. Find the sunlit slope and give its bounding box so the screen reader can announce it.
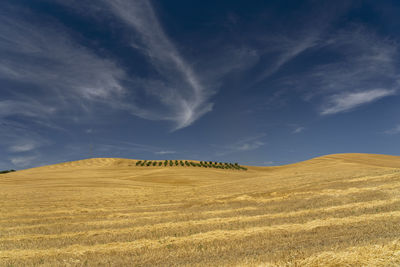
[1,153,400,266]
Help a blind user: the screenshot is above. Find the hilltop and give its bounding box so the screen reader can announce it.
[1,153,400,266]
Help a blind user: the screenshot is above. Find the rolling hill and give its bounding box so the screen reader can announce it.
[1,153,400,266]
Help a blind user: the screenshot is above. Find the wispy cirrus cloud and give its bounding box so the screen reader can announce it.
[0,119,48,168]
[0,0,218,132]
[0,7,126,120]
[10,155,37,167]
[0,119,48,154]
[154,150,176,155]
[293,126,305,134]
[223,5,399,119]
[236,141,265,151]
[255,34,320,83]
[102,0,214,130]
[385,125,400,135]
[251,2,350,84]
[9,142,37,152]
[312,27,398,95]
[321,89,396,115]
[0,100,56,119]
[268,25,399,115]
[216,134,266,156]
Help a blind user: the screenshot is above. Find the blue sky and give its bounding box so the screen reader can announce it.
[1,0,400,169]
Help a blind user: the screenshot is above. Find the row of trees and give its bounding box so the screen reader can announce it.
[135,160,247,170]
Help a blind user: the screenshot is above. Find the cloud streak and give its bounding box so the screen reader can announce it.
[314,27,398,95]
[236,141,265,151]
[10,155,37,167]
[321,89,396,115]
[269,25,399,115]
[0,100,56,119]
[9,142,37,153]
[154,151,176,155]
[216,134,266,156]
[293,127,305,134]
[0,119,48,155]
[385,125,400,135]
[104,0,214,130]
[0,8,126,120]
[256,34,320,83]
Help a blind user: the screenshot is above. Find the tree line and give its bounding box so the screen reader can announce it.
[134,160,247,170]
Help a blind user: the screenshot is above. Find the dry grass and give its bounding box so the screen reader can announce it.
[1,153,400,266]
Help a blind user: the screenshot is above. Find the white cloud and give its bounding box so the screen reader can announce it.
[10,156,36,167]
[253,3,344,85]
[321,89,396,115]
[262,25,400,116]
[385,125,400,135]
[0,10,126,120]
[0,120,49,157]
[102,0,214,130]
[154,151,176,155]
[257,34,319,82]
[216,134,266,156]
[0,100,56,119]
[0,1,297,132]
[9,142,37,152]
[311,27,399,111]
[237,141,265,151]
[314,28,397,94]
[293,127,305,134]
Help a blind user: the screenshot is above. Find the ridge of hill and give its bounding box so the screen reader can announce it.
[1,153,400,266]
[12,153,400,172]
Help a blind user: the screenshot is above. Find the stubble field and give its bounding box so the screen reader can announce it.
[1,153,400,266]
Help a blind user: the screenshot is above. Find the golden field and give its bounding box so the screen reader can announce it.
[1,153,400,266]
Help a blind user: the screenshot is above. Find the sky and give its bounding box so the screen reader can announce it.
[1,0,400,169]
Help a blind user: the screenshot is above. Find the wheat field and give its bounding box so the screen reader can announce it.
[1,153,400,266]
